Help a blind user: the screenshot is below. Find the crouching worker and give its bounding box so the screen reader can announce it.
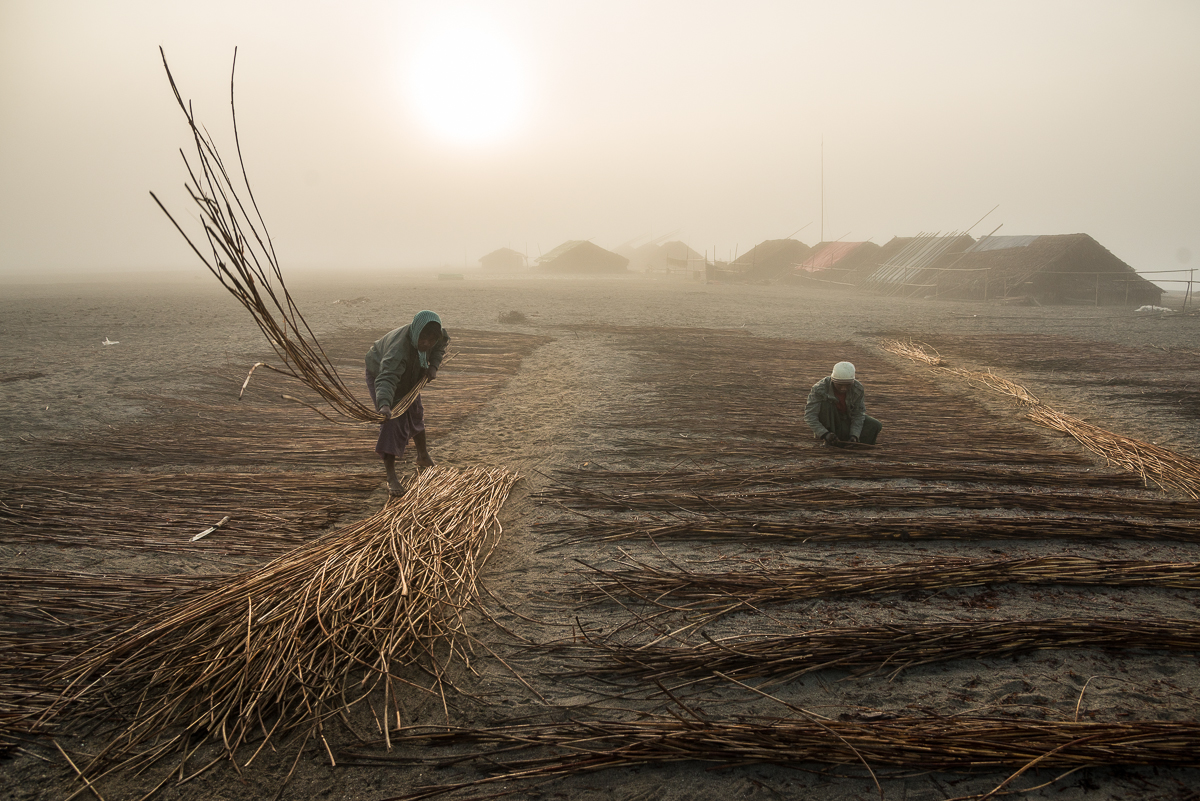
[365,310,449,495]
[804,361,882,446]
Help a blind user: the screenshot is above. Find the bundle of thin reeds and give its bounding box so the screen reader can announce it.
[574,555,1200,613]
[149,49,391,424]
[881,338,1200,497]
[343,716,1200,799]
[43,466,517,795]
[567,617,1200,685]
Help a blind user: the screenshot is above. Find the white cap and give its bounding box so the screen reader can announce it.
[831,361,855,380]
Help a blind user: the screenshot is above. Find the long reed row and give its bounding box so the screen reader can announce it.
[548,463,1144,490]
[39,466,517,796]
[574,555,1200,613]
[539,483,1199,516]
[540,512,1200,544]
[564,617,1200,685]
[0,471,377,554]
[880,338,1200,497]
[342,716,1200,800]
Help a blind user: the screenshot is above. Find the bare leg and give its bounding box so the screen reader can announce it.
[414,431,435,469]
[382,454,404,495]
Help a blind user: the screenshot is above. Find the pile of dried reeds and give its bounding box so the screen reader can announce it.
[41,466,517,796]
[574,555,1200,614]
[343,715,1200,799]
[881,338,1200,497]
[567,617,1200,685]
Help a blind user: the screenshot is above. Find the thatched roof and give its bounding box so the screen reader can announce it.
[942,234,1161,306]
[730,239,812,277]
[479,247,527,270]
[536,241,629,273]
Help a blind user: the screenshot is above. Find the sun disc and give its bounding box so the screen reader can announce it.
[409,24,526,145]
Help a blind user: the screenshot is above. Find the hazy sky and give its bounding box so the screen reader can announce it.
[2,0,1198,277]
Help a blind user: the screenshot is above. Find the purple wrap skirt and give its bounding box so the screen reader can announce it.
[365,369,425,458]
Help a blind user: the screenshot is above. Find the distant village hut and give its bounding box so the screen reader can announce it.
[479,247,527,271]
[536,240,630,274]
[729,239,813,279]
[631,240,705,277]
[944,234,1162,306]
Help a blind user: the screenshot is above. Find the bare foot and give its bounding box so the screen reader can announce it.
[415,453,435,469]
[387,481,405,497]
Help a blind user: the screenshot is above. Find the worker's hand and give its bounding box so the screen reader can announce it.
[822,432,839,445]
[848,435,860,443]
[379,406,392,421]
[426,365,438,382]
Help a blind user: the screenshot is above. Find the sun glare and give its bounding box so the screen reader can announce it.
[408,21,527,146]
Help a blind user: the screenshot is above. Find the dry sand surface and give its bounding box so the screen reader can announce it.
[2,273,1200,800]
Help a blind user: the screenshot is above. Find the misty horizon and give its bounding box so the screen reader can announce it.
[2,1,1198,284]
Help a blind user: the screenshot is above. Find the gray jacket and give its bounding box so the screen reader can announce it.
[804,376,867,439]
[365,324,450,410]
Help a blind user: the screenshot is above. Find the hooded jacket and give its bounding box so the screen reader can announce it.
[365,316,449,410]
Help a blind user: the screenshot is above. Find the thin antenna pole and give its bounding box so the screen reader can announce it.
[820,135,824,244]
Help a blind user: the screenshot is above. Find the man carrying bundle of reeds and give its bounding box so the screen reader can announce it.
[804,361,882,447]
[365,310,449,495]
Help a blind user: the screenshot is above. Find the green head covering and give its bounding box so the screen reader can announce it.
[409,310,442,368]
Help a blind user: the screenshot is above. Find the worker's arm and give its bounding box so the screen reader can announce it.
[803,382,829,439]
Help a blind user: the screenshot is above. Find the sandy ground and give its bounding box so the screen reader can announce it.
[1,272,1199,800]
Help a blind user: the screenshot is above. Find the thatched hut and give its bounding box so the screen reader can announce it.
[536,241,629,274]
[631,240,705,277]
[938,234,1162,306]
[793,241,882,287]
[729,239,812,279]
[479,247,527,271]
